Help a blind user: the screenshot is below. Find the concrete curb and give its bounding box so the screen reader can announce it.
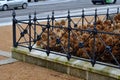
[12,47,120,80]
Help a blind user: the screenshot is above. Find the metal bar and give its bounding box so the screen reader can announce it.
[67,10,71,60]
[117,7,119,14]
[82,9,84,27]
[33,11,37,41]
[106,8,109,20]
[52,10,55,29]
[46,15,50,56]
[12,10,17,47]
[28,14,32,51]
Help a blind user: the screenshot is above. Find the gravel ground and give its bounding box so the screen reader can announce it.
[0,26,12,52]
[0,62,81,80]
[0,25,83,80]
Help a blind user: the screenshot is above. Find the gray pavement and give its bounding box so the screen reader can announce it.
[28,0,76,6]
[0,50,11,57]
[0,58,17,65]
[0,50,18,65]
[0,0,120,26]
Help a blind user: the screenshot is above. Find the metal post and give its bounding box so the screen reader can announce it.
[94,9,97,27]
[82,9,84,27]
[52,10,55,29]
[12,10,17,47]
[46,15,50,56]
[67,10,71,60]
[106,8,109,20]
[33,11,37,42]
[91,9,98,67]
[28,14,32,51]
[117,7,119,14]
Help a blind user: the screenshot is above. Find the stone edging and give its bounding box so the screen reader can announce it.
[12,47,120,80]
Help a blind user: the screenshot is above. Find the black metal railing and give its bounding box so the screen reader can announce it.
[12,7,120,68]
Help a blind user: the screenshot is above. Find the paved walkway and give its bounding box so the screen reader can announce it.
[0,50,11,57]
[0,50,17,65]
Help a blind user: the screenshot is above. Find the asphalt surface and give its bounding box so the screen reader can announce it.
[0,0,120,18]
[0,0,120,26]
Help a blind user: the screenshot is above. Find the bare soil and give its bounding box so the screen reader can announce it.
[0,62,81,80]
[0,26,12,52]
[0,25,83,80]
